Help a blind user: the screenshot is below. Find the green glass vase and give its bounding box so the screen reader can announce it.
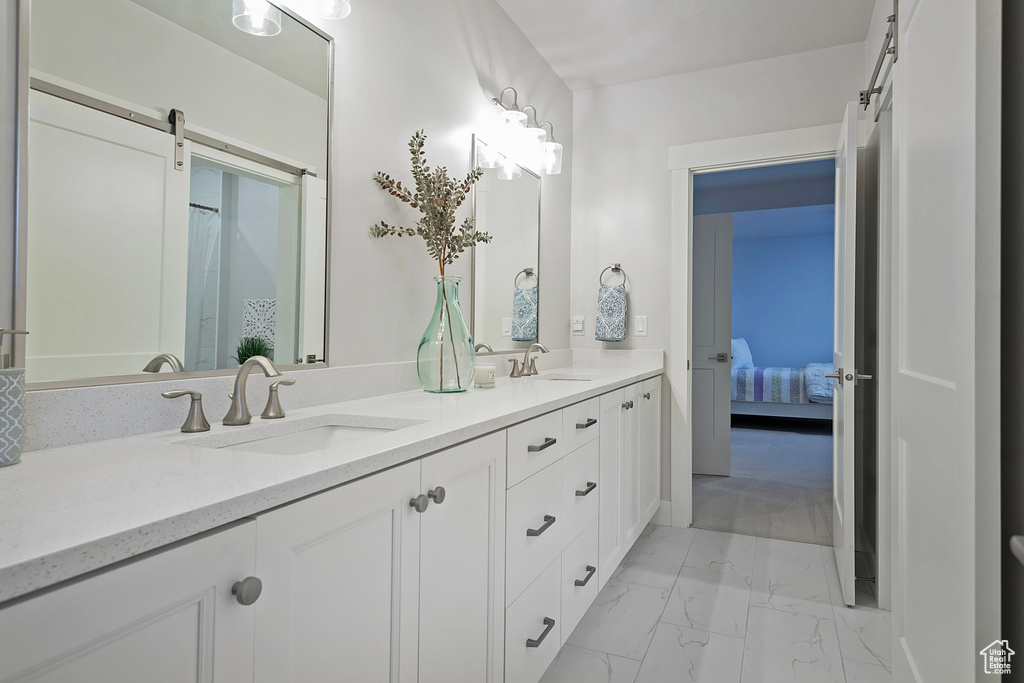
[417,276,475,393]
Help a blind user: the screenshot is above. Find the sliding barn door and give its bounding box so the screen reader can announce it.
[25,91,189,382]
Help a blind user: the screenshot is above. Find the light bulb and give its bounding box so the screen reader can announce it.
[541,141,563,175]
[477,145,502,169]
[498,157,521,180]
[319,0,351,19]
[233,0,283,36]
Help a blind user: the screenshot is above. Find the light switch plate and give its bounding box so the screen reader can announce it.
[635,316,648,337]
[571,315,585,335]
[501,318,512,337]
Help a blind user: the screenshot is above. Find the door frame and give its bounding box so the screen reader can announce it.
[668,123,869,529]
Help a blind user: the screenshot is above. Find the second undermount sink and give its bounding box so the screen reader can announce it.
[179,414,425,456]
[537,373,598,382]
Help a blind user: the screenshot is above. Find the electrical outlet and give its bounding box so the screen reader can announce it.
[501,318,512,337]
[635,316,648,337]
[571,316,585,335]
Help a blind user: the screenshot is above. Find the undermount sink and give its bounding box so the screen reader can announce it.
[537,373,598,382]
[178,414,425,456]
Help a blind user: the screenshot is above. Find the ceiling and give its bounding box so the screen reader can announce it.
[693,158,835,215]
[494,0,875,91]
[732,205,835,241]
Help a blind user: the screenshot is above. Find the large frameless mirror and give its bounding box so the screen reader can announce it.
[471,137,541,354]
[21,0,332,386]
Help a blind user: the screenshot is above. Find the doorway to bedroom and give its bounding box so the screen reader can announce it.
[690,159,842,549]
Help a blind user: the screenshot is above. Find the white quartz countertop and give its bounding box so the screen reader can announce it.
[0,359,662,603]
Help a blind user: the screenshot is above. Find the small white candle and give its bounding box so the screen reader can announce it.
[474,364,496,388]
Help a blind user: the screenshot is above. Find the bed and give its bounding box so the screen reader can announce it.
[729,339,834,420]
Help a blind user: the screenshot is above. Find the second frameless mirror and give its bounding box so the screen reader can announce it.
[24,0,331,385]
[471,138,541,354]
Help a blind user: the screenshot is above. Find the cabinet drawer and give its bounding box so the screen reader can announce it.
[505,557,562,683]
[561,439,600,547]
[506,461,563,605]
[561,397,601,453]
[508,412,566,487]
[560,520,600,645]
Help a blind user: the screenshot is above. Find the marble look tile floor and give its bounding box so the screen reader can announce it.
[542,525,891,683]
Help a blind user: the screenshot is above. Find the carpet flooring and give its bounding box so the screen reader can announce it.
[692,417,834,546]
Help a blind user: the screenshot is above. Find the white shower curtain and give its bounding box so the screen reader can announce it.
[183,206,222,371]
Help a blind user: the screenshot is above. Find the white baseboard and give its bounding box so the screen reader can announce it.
[652,500,673,526]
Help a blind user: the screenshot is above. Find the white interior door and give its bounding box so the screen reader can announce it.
[691,214,733,476]
[833,101,858,607]
[25,91,189,382]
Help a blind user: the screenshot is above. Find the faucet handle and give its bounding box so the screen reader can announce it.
[161,390,211,433]
[528,357,539,376]
[262,379,296,420]
[508,359,523,378]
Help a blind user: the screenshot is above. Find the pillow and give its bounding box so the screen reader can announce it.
[731,338,754,369]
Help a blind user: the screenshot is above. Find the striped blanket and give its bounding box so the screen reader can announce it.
[731,367,808,404]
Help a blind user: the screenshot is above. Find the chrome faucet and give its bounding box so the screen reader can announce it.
[143,353,184,373]
[223,356,282,426]
[475,342,493,353]
[521,343,549,377]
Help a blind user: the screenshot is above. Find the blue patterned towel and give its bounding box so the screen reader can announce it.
[511,286,538,342]
[595,283,627,342]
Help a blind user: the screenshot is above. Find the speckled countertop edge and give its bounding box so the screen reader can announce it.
[0,360,663,603]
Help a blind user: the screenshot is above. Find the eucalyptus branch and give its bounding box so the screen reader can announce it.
[371,131,490,274]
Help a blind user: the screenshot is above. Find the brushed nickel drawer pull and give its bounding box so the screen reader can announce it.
[528,437,557,452]
[574,565,597,587]
[526,617,555,648]
[576,418,598,429]
[526,515,556,537]
[575,481,597,497]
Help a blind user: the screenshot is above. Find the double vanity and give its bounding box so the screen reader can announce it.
[0,355,663,683]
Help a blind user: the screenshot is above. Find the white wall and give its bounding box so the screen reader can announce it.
[570,42,865,500]
[319,0,572,365]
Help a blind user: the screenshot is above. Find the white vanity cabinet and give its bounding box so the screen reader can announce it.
[0,521,259,683]
[253,431,506,683]
[504,400,603,683]
[598,376,663,589]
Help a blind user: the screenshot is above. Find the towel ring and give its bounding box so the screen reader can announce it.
[599,263,627,286]
[514,268,538,288]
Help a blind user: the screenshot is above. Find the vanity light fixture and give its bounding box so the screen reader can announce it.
[318,0,352,19]
[232,0,283,36]
[492,87,528,129]
[491,87,564,175]
[520,105,547,169]
[497,156,522,181]
[476,143,503,169]
[539,121,563,176]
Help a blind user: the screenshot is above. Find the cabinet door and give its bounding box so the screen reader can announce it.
[598,388,624,588]
[0,521,257,683]
[639,376,663,527]
[419,433,506,683]
[254,461,421,683]
[621,382,644,546]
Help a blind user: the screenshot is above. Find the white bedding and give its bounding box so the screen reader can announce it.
[804,363,835,404]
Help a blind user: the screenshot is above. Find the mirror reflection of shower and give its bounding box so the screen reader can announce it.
[184,157,302,371]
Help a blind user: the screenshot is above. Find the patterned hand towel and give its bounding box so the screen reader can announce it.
[511,286,538,342]
[595,283,627,342]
